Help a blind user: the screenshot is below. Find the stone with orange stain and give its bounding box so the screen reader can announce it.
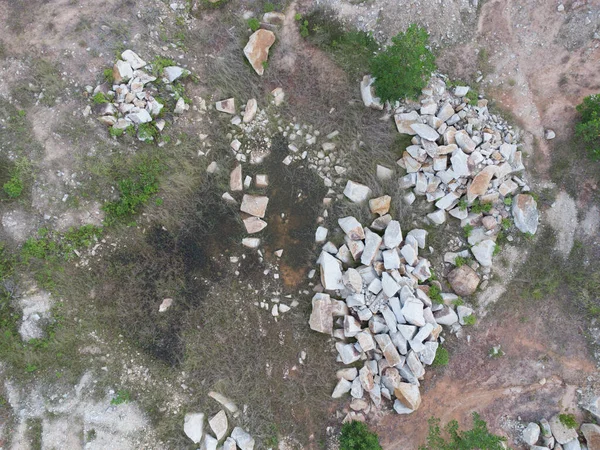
[466,165,497,202]
[243,29,276,76]
[394,382,421,411]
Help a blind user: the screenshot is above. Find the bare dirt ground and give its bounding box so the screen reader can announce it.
[0,0,599,449]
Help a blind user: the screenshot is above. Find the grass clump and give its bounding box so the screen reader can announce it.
[150,56,176,77]
[420,412,507,450]
[92,92,109,104]
[340,421,382,450]
[247,18,261,32]
[3,158,32,200]
[575,93,600,160]
[470,199,492,214]
[111,389,132,405]
[463,314,476,326]
[431,347,449,367]
[428,284,443,305]
[463,224,474,238]
[102,158,163,225]
[559,413,577,429]
[455,256,468,267]
[370,24,436,102]
[301,9,379,80]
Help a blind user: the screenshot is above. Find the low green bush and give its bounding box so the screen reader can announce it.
[432,347,449,367]
[340,421,382,450]
[420,413,507,450]
[370,24,436,102]
[575,93,600,160]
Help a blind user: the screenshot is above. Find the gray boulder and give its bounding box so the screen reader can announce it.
[512,194,539,235]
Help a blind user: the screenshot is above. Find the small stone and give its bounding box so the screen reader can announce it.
[338,217,365,240]
[513,194,538,235]
[523,422,540,446]
[361,229,383,265]
[395,111,421,134]
[231,427,255,450]
[255,174,268,188]
[243,216,267,234]
[206,161,218,174]
[344,180,372,203]
[471,239,495,267]
[243,98,258,123]
[216,98,236,114]
[223,437,237,450]
[240,195,269,218]
[184,413,205,444]
[209,411,228,441]
[163,66,188,82]
[331,378,352,398]
[271,87,284,106]
[384,220,403,248]
[454,130,477,154]
[467,166,496,202]
[241,238,260,249]
[244,29,276,76]
[427,209,446,225]
[121,50,147,70]
[454,86,470,97]
[360,75,384,110]
[113,60,133,83]
[319,252,344,291]
[369,195,391,216]
[315,226,328,243]
[377,165,394,180]
[411,123,440,141]
[159,298,173,312]
[447,265,480,296]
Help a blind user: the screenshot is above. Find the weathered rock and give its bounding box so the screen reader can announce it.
[361,229,382,266]
[394,383,421,411]
[127,109,152,124]
[332,378,353,398]
[202,434,218,450]
[451,150,470,177]
[457,305,474,325]
[315,226,328,243]
[563,439,581,450]
[184,413,205,444]
[383,220,403,248]
[471,239,495,267]
[223,437,237,450]
[447,265,480,296]
[375,333,403,366]
[337,367,358,381]
[240,195,269,218]
[407,229,427,249]
[208,392,239,416]
[369,195,391,216]
[121,50,146,70]
[336,342,361,364]
[271,87,284,105]
[513,194,539,235]
[455,130,477,153]
[230,165,243,192]
[360,75,384,110]
[437,102,455,122]
[356,330,376,352]
[545,129,556,140]
[159,298,173,312]
[113,60,133,83]
[401,299,425,327]
[411,123,440,141]
[395,111,421,134]
[244,29,276,76]
[467,165,496,202]
[243,98,257,123]
[549,415,579,444]
[581,423,600,450]
[216,98,236,114]
[231,427,255,450]
[163,66,188,82]
[209,410,228,441]
[454,86,470,97]
[344,180,372,203]
[319,252,344,291]
[243,216,267,234]
[338,217,365,240]
[433,305,458,326]
[377,165,394,180]
[427,209,446,225]
[241,237,260,249]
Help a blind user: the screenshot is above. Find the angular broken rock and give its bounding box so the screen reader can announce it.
[230,165,243,192]
[394,382,421,411]
[216,98,236,114]
[375,333,402,366]
[208,392,239,416]
[184,412,205,444]
[410,123,439,141]
[240,195,269,218]
[209,410,228,441]
[447,265,480,296]
[343,180,372,203]
[243,29,276,76]
[319,252,344,291]
[163,66,188,82]
[369,195,391,216]
[113,60,133,83]
[361,229,382,266]
[549,415,578,445]
[338,216,365,240]
[512,194,539,235]
[332,378,353,398]
[383,220,402,248]
[454,130,477,153]
[121,50,146,70]
[523,422,540,446]
[241,237,260,249]
[581,423,600,450]
[360,75,384,110]
[395,111,420,134]
[159,298,173,312]
[203,434,218,450]
[243,216,267,234]
[243,98,258,123]
[231,427,255,450]
[471,239,495,267]
[433,305,458,326]
[467,165,496,202]
[310,294,333,334]
[401,299,425,327]
[222,437,237,450]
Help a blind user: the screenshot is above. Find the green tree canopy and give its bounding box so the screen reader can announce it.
[339,421,382,450]
[575,93,600,160]
[370,24,436,102]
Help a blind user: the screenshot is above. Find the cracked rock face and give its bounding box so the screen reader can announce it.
[243,29,276,76]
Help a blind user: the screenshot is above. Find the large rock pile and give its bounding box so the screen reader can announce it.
[522,415,600,450]
[309,208,465,417]
[389,76,538,255]
[88,50,190,141]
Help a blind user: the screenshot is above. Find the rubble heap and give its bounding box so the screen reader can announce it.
[309,206,465,417]
[88,50,190,141]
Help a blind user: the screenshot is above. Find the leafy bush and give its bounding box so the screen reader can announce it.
[428,284,443,304]
[3,175,23,198]
[575,93,600,160]
[420,413,507,450]
[3,158,31,199]
[92,92,109,104]
[370,24,436,102]
[247,18,260,32]
[339,421,382,450]
[432,347,449,367]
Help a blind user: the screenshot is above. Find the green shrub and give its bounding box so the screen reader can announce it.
[339,421,382,450]
[3,175,23,198]
[575,93,600,160]
[92,92,109,104]
[247,18,260,32]
[263,1,275,12]
[370,24,436,102]
[463,224,474,238]
[432,347,449,367]
[559,413,577,429]
[111,389,131,405]
[3,158,31,199]
[420,413,507,450]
